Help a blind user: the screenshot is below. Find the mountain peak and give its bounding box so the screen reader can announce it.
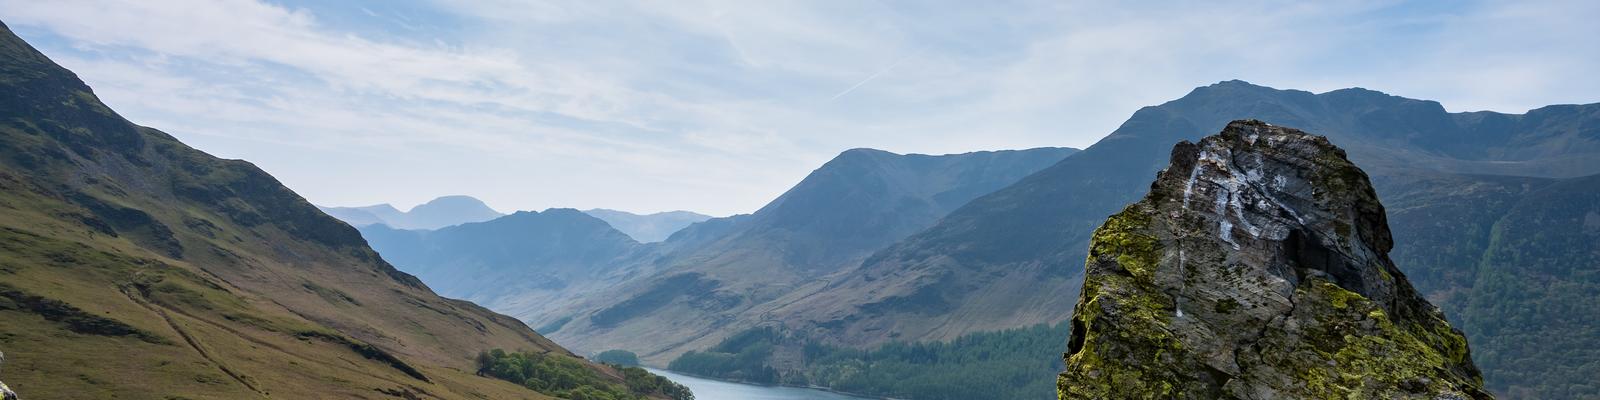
[323,195,502,230]
[1059,120,1490,399]
[839,147,894,155]
[412,195,495,212]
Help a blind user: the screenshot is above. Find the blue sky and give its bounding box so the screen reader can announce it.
[3,0,1597,216]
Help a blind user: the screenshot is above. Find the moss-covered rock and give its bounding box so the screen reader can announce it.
[1060,120,1492,399]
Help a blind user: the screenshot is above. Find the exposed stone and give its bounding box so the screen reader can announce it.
[1059,120,1492,399]
[1,350,15,400]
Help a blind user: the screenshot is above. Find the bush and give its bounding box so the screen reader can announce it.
[596,349,640,366]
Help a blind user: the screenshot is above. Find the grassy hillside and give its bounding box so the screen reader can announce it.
[0,19,661,399]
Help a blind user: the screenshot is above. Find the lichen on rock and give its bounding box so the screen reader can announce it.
[1059,120,1492,399]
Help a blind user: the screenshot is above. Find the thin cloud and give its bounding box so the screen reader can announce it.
[1,0,1595,215]
[830,50,918,101]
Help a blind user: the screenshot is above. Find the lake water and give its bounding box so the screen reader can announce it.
[646,368,878,400]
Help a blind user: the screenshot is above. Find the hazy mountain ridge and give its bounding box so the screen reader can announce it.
[321,195,503,230]
[535,146,1079,361]
[0,21,643,399]
[361,208,648,305]
[584,209,713,243]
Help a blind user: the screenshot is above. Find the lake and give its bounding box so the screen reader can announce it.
[646,368,878,400]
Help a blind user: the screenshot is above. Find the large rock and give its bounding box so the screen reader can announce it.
[1059,120,1492,399]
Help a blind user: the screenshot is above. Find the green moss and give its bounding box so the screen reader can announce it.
[1088,206,1161,282]
[1291,279,1478,398]
[1319,281,1361,309]
[1061,206,1193,399]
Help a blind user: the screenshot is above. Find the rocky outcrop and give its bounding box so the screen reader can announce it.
[1059,120,1492,399]
[1,350,16,400]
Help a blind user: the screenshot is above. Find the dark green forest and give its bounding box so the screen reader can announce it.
[597,349,642,366]
[477,349,693,400]
[669,323,1070,400]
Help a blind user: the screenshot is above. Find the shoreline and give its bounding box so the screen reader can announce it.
[644,367,901,400]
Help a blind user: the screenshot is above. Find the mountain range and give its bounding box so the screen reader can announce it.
[359,208,647,305]
[0,20,666,399]
[584,209,713,243]
[755,81,1597,398]
[359,147,1079,356]
[320,195,504,230]
[370,80,1599,399]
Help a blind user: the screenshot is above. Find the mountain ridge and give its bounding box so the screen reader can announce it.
[492,146,1079,362]
[321,194,503,230]
[727,80,1598,399]
[583,208,713,243]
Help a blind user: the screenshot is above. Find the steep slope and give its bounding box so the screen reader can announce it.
[322,195,503,230]
[361,208,646,306]
[1362,170,1600,398]
[542,147,1077,361]
[0,21,650,399]
[1443,174,1600,398]
[584,209,712,243]
[1059,120,1491,399]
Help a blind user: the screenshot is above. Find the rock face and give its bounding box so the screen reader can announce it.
[0,350,14,400]
[1059,121,1492,399]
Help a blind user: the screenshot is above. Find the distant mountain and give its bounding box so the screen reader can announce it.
[321,195,503,230]
[0,20,663,399]
[360,208,646,305]
[535,147,1077,361]
[583,209,712,243]
[758,81,1600,398]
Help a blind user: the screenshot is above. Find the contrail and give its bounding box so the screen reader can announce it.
[829,52,917,101]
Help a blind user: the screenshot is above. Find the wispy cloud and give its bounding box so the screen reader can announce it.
[1,0,1595,215]
[831,51,918,101]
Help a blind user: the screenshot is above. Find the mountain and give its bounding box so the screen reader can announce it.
[321,195,503,230]
[0,21,663,399]
[750,81,1598,398]
[1059,121,1491,399]
[583,209,712,243]
[532,147,1077,360]
[1377,171,1600,399]
[360,208,646,305]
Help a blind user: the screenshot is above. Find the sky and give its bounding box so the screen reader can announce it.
[2,0,1597,216]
